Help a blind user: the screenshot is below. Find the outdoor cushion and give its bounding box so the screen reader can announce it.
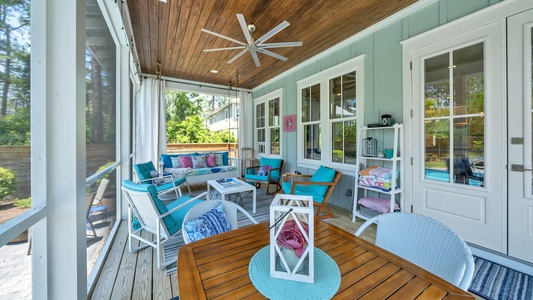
[245,174,269,181]
[165,196,204,235]
[171,156,181,168]
[309,165,336,196]
[259,157,282,180]
[214,151,229,165]
[180,156,193,168]
[207,154,216,167]
[183,201,232,242]
[134,161,158,181]
[281,182,325,203]
[191,155,207,168]
[215,154,224,166]
[154,177,186,194]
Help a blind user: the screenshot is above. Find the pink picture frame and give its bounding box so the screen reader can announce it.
[284,115,296,132]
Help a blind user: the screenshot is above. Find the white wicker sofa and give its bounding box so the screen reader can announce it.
[159,152,238,185]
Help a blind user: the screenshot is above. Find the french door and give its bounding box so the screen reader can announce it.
[410,20,506,252]
[508,10,533,263]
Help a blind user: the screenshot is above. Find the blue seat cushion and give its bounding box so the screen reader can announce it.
[166,196,204,235]
[183,202,232,242]
[309,166,336,197]
[244,174,269,182]
[281,182,325,203]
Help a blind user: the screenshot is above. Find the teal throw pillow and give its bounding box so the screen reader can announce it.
[309,166,336,196]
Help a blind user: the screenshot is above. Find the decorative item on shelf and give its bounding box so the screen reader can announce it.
[384,149,394,159]
[269,194,314,283]
[362,137,377,157]
[381,114,392,126]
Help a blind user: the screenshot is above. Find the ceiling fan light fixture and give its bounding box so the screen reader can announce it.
[201,14,302,67]
[210,70,219,74]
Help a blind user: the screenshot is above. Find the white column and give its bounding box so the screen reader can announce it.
[32,0,87,298]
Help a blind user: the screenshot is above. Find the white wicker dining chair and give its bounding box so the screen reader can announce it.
[354,212,475,291]
[182,200,258,244]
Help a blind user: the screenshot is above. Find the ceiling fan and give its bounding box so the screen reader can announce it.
[202,14,303,67]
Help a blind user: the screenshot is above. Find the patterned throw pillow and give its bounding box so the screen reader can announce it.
[215,154,224,166]
[183,202,232,243]
[192,155,207,168]
[256,165,271,176]
[207,154,217,167]
[149,170,164,186]
[170,156,181,168]
[179,155,193,168]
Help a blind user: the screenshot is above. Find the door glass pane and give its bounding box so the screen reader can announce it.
[425,53,450,118]
[256,103,265,127]
[332,122,343,162]
[424,43,485,187]
[270,128,280,155]
[453,43,484,115]
[343,72,356,116]
[425,119,450,182]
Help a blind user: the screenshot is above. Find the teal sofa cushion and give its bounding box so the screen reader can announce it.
[309,166,336,197]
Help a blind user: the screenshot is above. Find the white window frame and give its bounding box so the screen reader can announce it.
[297,55,365,174]
[254,89,283,157]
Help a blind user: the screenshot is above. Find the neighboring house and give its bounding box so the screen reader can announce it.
[204,99,239,140]
[2,0,533,298]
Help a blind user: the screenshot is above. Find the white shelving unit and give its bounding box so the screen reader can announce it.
[352,123,404,222]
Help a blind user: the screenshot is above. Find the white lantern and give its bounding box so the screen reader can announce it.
[269,194,314,283]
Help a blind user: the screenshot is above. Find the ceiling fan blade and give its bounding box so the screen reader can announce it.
[236,14,253,45]
[249,49,261,66]
[201,28,247,46]
[203,46,246,52]
[257,48,288,61]
[258,42,303,48]
[255,21,289,45]
[227,49,249,64]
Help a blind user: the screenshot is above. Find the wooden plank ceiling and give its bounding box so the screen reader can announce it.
[128,0,417,90]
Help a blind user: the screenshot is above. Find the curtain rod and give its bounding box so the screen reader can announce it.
[142,74,252,93]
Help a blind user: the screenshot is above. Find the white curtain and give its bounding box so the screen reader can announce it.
[238,91,253,149]
[135,77,167,166]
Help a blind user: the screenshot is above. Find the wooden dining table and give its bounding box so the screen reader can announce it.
[177,219,475,299]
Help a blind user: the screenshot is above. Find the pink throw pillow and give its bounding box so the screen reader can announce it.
[207,154,217,167]
[179,155,193,168]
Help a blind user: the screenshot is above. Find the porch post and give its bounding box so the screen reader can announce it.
[32,0,87,298]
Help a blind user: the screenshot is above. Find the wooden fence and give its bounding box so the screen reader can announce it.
[0,143,238,199]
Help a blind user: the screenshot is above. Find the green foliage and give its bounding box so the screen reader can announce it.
[0,111,30,144]
[165,91,238,143]
[0,167,16,200]
[13,197,30,208]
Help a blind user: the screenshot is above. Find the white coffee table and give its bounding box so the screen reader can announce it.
[207,178,257,213]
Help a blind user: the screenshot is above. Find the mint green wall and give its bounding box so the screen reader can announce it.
[251,0,500,208]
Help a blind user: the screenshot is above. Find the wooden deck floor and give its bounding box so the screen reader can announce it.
[88,182,367,300]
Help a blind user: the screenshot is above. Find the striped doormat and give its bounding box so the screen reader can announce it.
[468,256,532,300]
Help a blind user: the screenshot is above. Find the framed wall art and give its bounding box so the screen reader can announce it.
[284,115,296,132]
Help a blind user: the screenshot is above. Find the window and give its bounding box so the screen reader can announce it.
[297,56,364,171]
[255,89,282,156]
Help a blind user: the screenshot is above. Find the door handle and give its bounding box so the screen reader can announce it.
[510,164,533,172]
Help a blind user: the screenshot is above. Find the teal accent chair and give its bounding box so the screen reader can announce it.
[134,161,186,198]
[244,157,284,195]
[355,213,475,291]
[281,166,342,219]
[121,180,205,269]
